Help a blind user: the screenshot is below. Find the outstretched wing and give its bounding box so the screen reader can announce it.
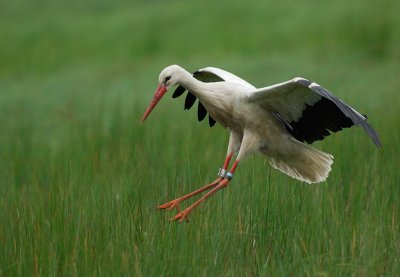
[196,67,256,88]
[247,77,381,147]
[172,67,255,127]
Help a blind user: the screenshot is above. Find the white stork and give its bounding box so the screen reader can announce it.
[141,64,381,222]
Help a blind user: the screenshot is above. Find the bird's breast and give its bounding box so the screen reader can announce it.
[198,94,233,128]
[196,83,252,129]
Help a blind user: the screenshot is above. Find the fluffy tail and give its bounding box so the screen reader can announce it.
[268,138,334,184]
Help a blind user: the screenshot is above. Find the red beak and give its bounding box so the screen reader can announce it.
[141,84,168,123]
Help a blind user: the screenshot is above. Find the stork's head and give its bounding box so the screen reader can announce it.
[141,65,183,123]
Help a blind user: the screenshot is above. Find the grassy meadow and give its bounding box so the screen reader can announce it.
[1,0,400,275]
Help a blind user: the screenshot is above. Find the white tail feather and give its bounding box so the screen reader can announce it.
[268,139,334,183]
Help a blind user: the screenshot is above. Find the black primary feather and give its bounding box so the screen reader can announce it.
[193,71,224,82]
[171,69,224,128]
[172,85,186,98]
[273,79,381,147]
[287,97,353,144]
[184,92,196,110]
[197,101,207,121]
[307,83,381,147]
[209,115,216,127]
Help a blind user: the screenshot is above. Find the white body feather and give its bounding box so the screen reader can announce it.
[156,65,379,183]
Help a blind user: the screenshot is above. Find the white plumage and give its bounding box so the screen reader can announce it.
[141,64,380,221]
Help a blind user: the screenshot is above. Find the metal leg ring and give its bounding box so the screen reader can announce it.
[217,168,227,178]
[225,172,233,180]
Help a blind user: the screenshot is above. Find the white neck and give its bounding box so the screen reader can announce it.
[175,67,232,127]
[175,68,208,97]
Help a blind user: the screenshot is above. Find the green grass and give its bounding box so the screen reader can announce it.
[1,0,399,275]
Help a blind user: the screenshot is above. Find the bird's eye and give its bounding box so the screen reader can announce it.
[165,76,171,82]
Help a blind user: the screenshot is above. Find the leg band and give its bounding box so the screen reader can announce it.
[225,172,233,180]
[217,168,227,178]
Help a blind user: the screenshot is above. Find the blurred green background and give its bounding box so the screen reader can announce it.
[1,0,399,275]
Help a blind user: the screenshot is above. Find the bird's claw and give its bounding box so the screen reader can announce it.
[158,177,231,223]
[173,209,191,223]
[158,200,191,222]
[157,200,181,213]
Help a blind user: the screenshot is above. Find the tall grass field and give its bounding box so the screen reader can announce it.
[1,0,399,275]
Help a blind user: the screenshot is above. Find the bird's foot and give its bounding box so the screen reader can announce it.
[173,208,193,223]
[172,179,231,223]
[157,178,223,214]
[157,199,181,213]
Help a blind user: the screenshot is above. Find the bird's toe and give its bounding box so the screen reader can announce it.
[174,210,191,223]
[158,200,181,212]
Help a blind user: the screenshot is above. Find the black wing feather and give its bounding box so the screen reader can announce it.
[193,71,224,82]
[172,85,186,98]
[197,101,207,121]
[287,97,353,144]
[280,79,381,147]
[184,92,196,110]
[169,70,223,128]
[209,114,216,127]
[310,84,380,147]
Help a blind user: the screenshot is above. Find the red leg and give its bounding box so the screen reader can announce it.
[174,160,240,222]
[157,178,222,212]
[157,153,234,213]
